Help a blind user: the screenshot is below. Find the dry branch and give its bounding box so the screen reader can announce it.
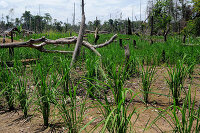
[93,34,118,49]
[82,41,101,57]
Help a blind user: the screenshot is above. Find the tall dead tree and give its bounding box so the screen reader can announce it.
[70,0,85,67]
[150,16,154,36]
[150,16,154,45]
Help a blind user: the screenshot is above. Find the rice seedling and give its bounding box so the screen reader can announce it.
[32,61,52,127]
[85,57,103,99]
[150,87,200,132]
[166,56,189,105]
[57,57,71,97]
[51,80,88,133]
[86,64,139,133]
[141,65,156,104]
[0,65,16,111]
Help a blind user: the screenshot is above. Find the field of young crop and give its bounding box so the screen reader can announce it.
[0,33,200,132]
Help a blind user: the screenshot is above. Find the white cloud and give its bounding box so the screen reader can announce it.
[0,0,148,24]
[0,1,8,8]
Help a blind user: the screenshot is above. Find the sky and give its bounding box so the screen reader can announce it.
[0,0,148,24]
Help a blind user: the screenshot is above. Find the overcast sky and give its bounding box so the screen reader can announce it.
[0,0,148,24]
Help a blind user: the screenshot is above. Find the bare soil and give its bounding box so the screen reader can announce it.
[0,64,199,133]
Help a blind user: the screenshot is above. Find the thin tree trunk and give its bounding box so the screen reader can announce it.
[70,0,85,67]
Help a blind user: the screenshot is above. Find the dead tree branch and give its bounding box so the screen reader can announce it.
[93,34,118,48]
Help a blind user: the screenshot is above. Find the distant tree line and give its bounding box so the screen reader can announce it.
[0,10,143,34]
[0,0,199,36]
[146,0,200,36]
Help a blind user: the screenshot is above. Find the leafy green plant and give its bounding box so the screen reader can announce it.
[141,65,156,104]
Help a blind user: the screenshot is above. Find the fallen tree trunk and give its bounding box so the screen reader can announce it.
[0,34,117,56]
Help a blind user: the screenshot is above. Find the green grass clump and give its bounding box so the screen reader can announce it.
[151,87,200,132]
[166,57,189,105]
[141,65,156,104]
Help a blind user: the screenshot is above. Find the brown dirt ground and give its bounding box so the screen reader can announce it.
[0,63,199,133]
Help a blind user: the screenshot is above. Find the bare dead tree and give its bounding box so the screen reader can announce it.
[70,0,85,67]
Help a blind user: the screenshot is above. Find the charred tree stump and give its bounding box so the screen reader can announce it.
[9,31,14,59]
[135,33,140,37]
[133,40,137,48]
[82,47,85,59]
[162,50,166,63]
[3,35,5,43]
[150,16,154,36]
[127,18,132,35]
[119,39,123,48]
[94,28,100,45]
[150,39,153,45]
[164,26,170,42]
[124,44,130,73]
[183,34,186,43]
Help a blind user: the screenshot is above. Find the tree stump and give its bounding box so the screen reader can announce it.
[3,35,5,43]
[119,39,123,48]
[124,44,130,72]
[150,39,153,45]
[183,34,186,43]
[133,40,137,48]
[9,31,14,59]
[162,50,166,63]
